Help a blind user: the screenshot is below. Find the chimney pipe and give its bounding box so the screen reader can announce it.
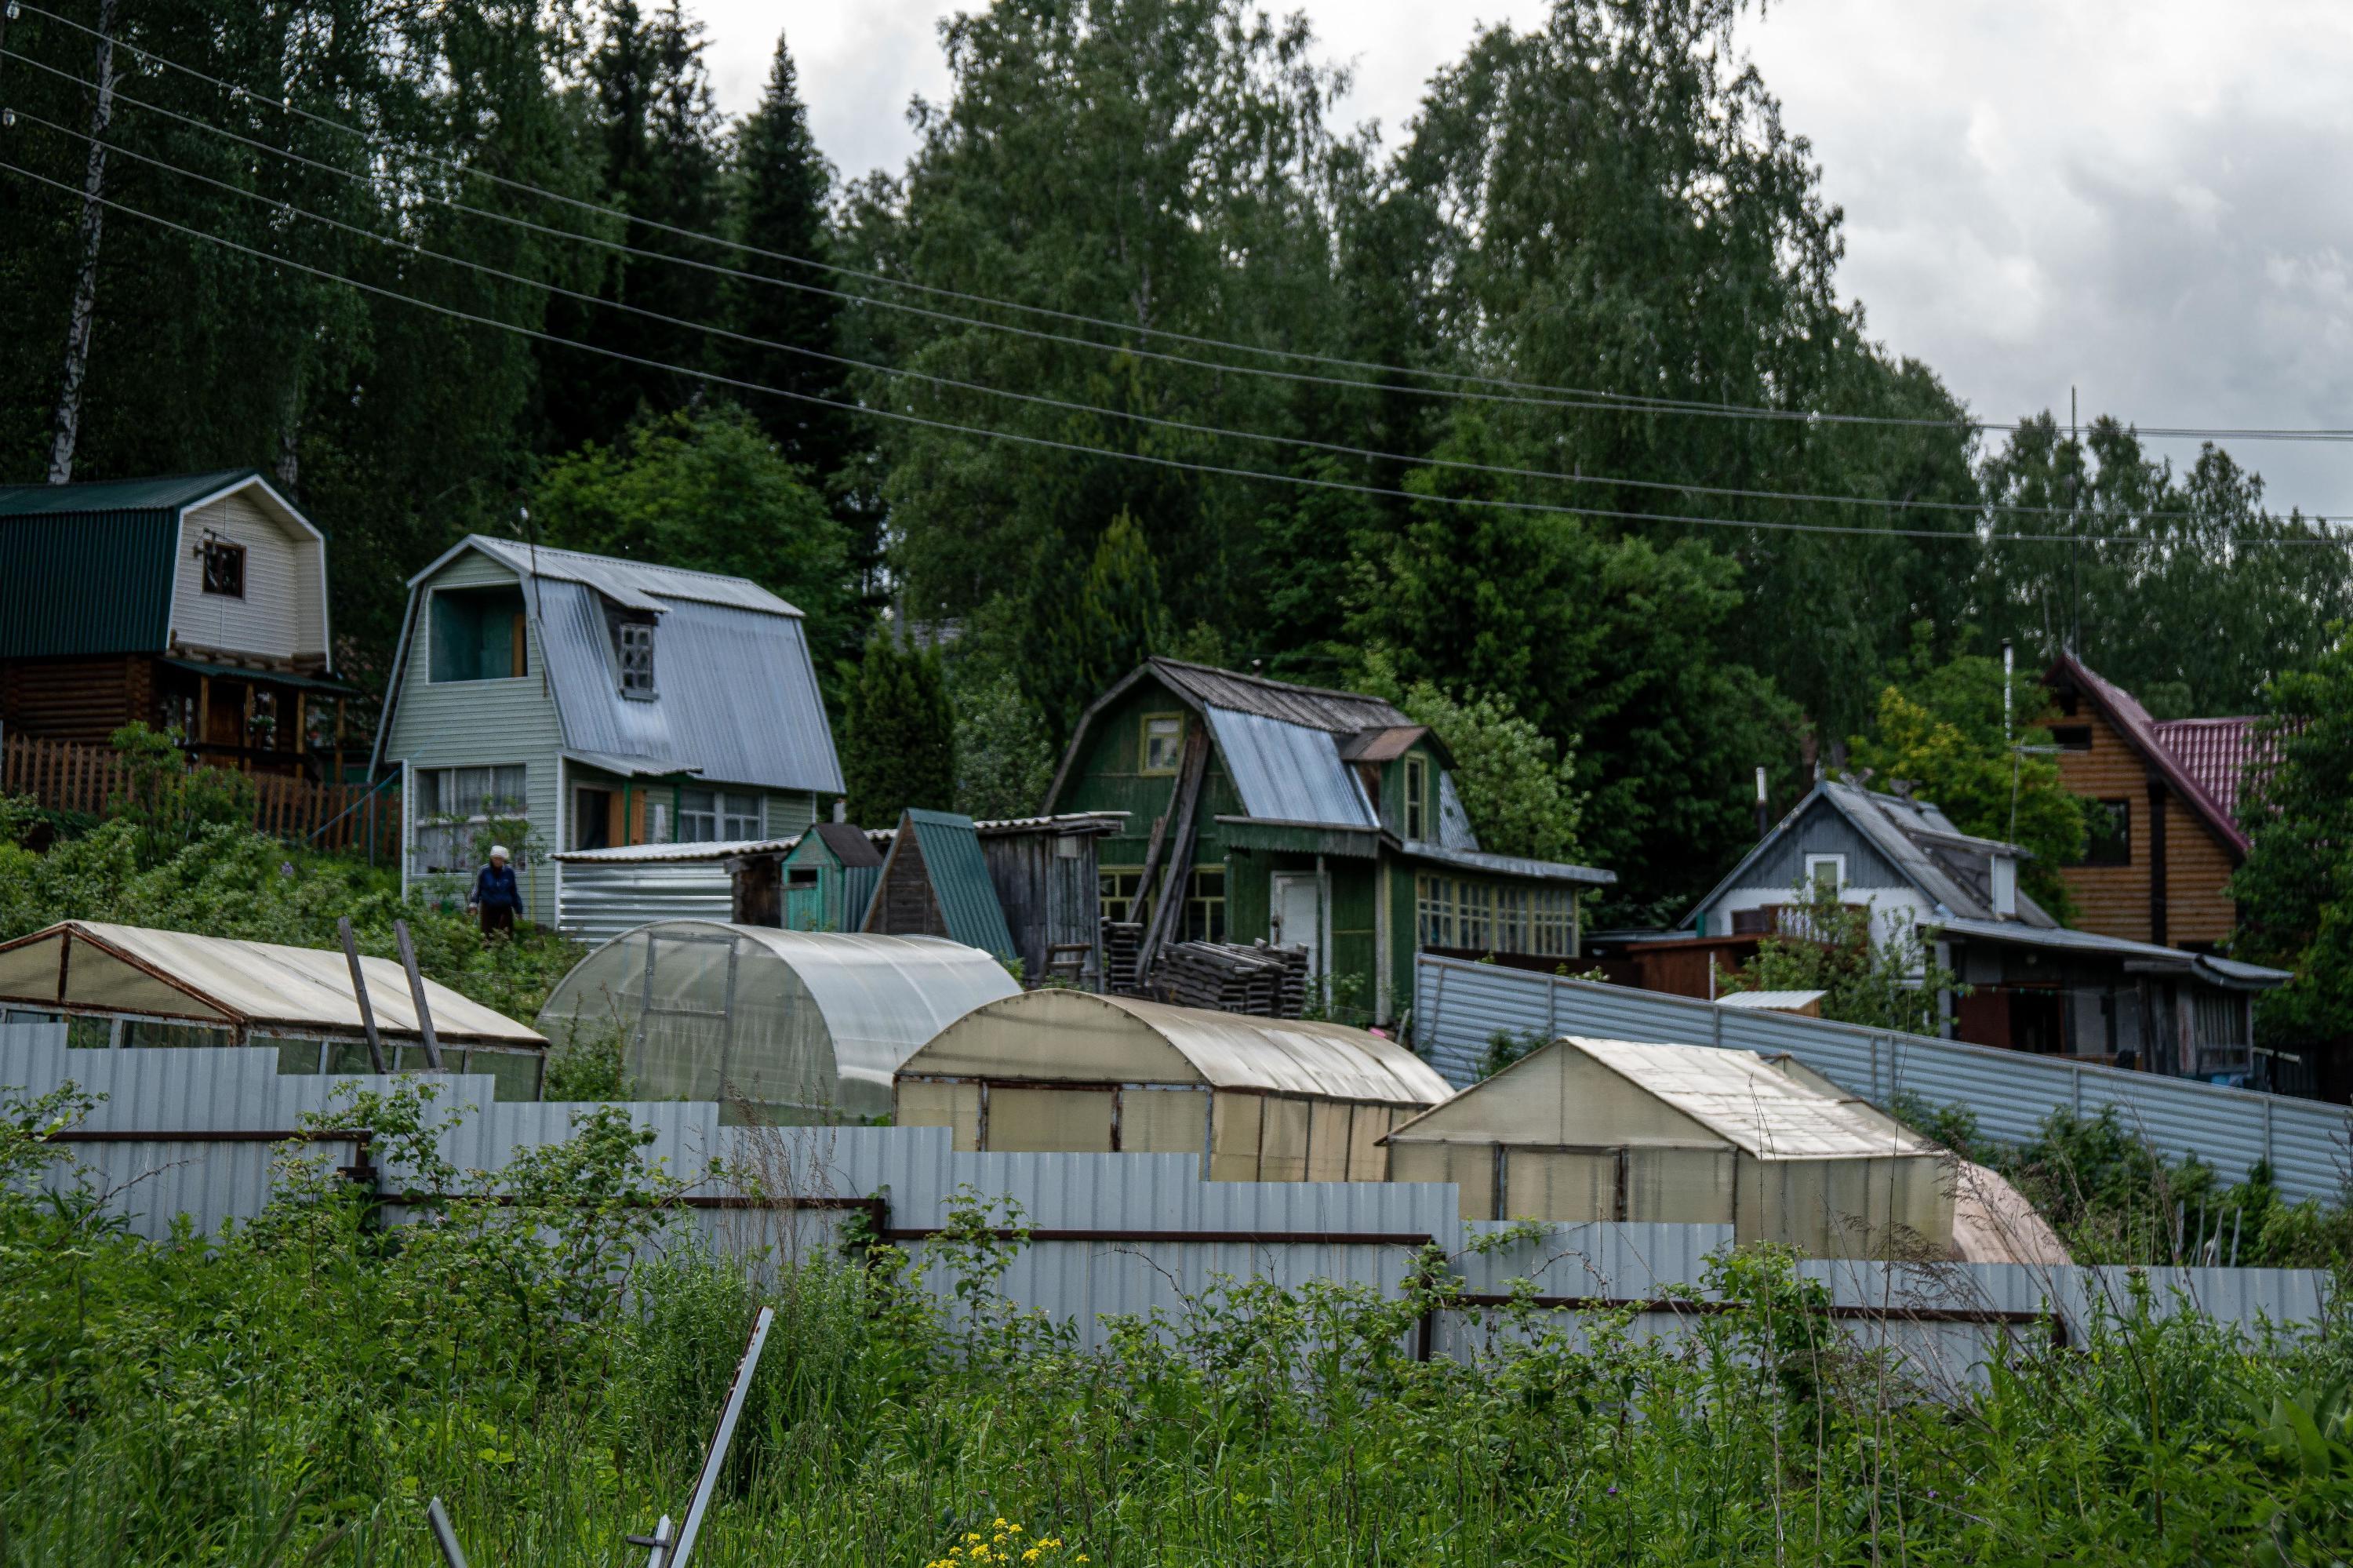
[1754,765,1769,839]
[2002,638,2014,742]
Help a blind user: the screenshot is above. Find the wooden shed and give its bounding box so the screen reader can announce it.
[974,813,1122,984]
[862,809,1016,961]
[1383,1036,1953,1258]
[893,988,1452,1180]
[729,820,884,932]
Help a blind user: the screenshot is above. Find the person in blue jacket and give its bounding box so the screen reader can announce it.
[469,844,522,938]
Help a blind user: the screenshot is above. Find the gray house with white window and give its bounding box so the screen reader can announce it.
[370,537,843,930]
[1682,778,2287,1080]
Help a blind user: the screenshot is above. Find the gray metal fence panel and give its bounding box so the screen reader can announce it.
[1416,955,2353,1202]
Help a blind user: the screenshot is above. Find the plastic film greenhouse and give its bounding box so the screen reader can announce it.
[1381,1036,1952,1257]
[536,922,1019,1122]
[893,989,1453,1180]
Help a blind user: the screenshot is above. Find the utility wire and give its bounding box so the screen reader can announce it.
[18,102,2327,530]
[16,6,2353,446]
[2,153,2342,555]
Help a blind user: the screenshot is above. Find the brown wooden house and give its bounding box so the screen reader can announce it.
[2042,654,2267,951]
[0,470,355,779]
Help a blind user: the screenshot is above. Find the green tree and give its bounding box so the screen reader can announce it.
[1026,511,1173,744]
[1844,628,2089,921]
[2231,628,2353,1053]
[951,668,1055,823]
[1357,652,1584,864]
[842,633,955,827]
[531,405,860,679]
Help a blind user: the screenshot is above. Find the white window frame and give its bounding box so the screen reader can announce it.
[678,787,764,843]
[411,763,529,875]
[1804,853,1846,897]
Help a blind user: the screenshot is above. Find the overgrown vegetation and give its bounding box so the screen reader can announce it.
[0,729,580,1020]
[6,1077,2353,1564]
[1724,879,1960,1036]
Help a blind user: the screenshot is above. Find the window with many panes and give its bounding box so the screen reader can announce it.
[1181,866,1226,942]
[412,764,527,874]
[1414,875,1574,958]
[617,620,656,697]
[1140,713,1184,774]
[1402,755,1428,841]
[1100,866,1145,922]
[678,788,763,842]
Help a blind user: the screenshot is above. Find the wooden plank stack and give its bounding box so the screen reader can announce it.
[1147,940,1311,1019]
[1101,920,1144,994]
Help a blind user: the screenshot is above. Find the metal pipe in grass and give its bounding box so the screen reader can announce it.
[665,1305,775,1568]
[425,1497,468,1568]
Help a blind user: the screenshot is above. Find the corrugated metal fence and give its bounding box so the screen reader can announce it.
[2,1023,2329,1377]
[555,859,734,944]
[1414,954,2353,1202]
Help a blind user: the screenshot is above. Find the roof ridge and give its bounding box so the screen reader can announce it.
[1147,653,1398,712]
[472,532,767,590]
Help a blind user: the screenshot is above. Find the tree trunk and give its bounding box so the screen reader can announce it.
[46,0,122,486]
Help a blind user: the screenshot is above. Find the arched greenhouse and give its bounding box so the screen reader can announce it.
[537,922,1019,1122]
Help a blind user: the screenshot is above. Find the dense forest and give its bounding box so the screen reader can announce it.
[2,0,2348,920]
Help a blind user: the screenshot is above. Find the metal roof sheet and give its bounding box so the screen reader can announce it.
[908,989,1452,1104]
[463,535,800,616]
[1572,1037,1936,1159]
[2154,715,2275,827]
[1927,915,2292,988]
[536,578,844,793]
[0,507,177,657]
[896,809,1016,959]
[1147,657,1410,733]
[1435,772,1482,852]
[1202,707,1379,830]
[555,835,799,864]
[0,469,256,517]
[0,922,543,1046]
[1401,840,1617,886]
[1715,990,1829,1010]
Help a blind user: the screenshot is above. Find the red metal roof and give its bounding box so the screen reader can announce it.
[2153,716,2276,828]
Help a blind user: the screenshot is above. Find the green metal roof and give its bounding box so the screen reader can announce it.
[0,471,271,659]
[0,469,256,518]
[902,809,1016,960]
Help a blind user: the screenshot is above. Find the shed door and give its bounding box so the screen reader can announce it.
[1271,873,1323,977]
[783,868,825,932]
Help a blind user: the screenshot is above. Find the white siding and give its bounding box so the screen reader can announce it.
[169,489,325,663]
[384,552,567,926]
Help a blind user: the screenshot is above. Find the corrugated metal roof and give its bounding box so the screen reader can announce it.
[555,835,801,864]
[165,657,354,693]
[1436,772,1482,853]
[1575,1037,1938,1159]
[1929,915,2291,988]
[534,577,843,793]
[0,921,542,1045]
[896,809,1016,959]
[0,469,255,517]
[0,508,178,657]
[1202,707,1380,831]
[909,989,1453,1104]
[2154,715,2275,827]
[464,535,800,616]
[809,820,886,868]
[1401,840,1617,886]
[1147,657,1409,733]
[1716,989,1828,1010]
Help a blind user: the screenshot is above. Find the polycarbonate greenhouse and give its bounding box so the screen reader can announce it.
[1382,1036,1953,1258]
[893,988,1453,1180]
[536,922,1019,1122]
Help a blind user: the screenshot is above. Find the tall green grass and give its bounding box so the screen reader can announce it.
[3,1080,2350,1565]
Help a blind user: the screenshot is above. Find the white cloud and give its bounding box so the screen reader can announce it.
[696,0,2353,513]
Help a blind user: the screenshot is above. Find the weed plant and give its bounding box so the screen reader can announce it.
[2,1080,2350,1565]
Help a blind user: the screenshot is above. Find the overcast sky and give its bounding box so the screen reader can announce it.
[693,1,2353,518]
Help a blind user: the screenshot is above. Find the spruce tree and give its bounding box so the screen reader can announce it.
[842,633,957,827]
[1027,511,1173,745]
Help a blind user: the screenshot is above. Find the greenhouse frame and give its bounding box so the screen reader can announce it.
[1382,1035,1953,1257]
[536,921,1019,1122]
[893,988,1453,1181]
[0,921,547,1098]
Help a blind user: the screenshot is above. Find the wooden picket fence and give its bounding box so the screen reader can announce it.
[1,733,402,860]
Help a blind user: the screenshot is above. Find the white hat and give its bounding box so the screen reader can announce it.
[489,845,511,860]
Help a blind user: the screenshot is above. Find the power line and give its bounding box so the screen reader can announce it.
[16,6,2353,446]
[19,103,2328,531]
[5,153,2343,556]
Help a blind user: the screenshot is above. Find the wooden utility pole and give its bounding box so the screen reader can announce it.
[46,0,121,485]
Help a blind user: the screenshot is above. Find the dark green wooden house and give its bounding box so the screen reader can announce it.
[1042,658,1614,1028]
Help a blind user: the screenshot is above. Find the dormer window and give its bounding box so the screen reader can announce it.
[1403,755,1428,841]
[617,620,656,698]
[200,537,245,598]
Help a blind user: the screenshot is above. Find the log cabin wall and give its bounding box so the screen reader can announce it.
[0,654,152,744]
[2053,702,2237,948]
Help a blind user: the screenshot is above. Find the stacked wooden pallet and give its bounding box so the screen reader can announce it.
[1147,940,1311,1018]
[1101,920,1144,994]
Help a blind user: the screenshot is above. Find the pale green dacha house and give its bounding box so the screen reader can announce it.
[371,537,843,930]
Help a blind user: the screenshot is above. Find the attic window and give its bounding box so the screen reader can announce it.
[200,538,245,598]
[1140,713,1183,775]
[1403,755,1428,841]
[617,620,656,698]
